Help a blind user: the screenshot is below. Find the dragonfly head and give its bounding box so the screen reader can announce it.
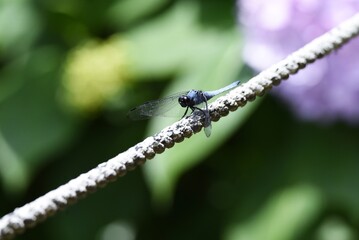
[178,95,191,108]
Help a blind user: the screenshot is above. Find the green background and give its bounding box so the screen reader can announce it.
[0,0,358,239]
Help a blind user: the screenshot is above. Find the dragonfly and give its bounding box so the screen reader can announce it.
[128,80,241,137]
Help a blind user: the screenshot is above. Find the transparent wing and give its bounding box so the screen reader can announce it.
[128,91,188,120]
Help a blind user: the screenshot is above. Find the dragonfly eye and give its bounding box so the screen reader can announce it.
[178,96,189,107]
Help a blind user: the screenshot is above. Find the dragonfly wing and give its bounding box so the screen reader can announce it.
[204,123,212,137]
[128,91,188,120]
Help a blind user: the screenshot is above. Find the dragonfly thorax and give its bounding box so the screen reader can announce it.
[178,90,206,108]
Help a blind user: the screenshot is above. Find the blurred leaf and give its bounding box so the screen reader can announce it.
[127,0,202,79]
[124,0,244,80]
[283,123,359,220]
[0,131,28,195]
[108,0,169,26]
[142,27,260,207]
[316,217,356,240]
[0,55,28,102]
[0,0,41,57]
[225,185,323,240]
[0,47,78,194]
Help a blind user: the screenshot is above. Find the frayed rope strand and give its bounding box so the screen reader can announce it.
[1,12,359,240]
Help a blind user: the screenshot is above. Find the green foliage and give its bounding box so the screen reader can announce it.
[225,185,323,240]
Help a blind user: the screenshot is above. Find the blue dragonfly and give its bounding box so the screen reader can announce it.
[128,80,240,137]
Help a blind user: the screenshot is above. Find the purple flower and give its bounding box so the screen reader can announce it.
[238,0,359,123]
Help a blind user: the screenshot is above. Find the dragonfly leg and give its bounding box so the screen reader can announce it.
[181,107,189,119]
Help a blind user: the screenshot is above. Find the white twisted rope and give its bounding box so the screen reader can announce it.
[1,12,359,240]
